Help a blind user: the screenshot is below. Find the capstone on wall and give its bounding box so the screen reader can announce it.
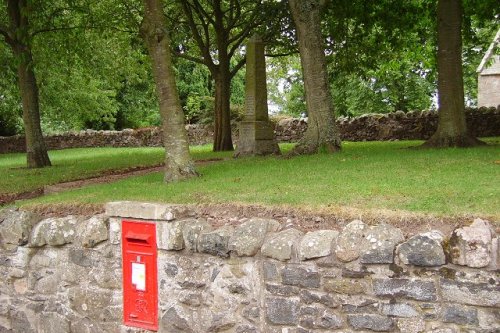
[0,202,499,332]
[1,108,499,154]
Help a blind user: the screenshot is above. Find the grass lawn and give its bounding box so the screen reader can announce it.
[12,138,500,219]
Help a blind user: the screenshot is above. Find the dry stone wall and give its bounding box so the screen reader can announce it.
[1,108,499,154]
[0,202,499,333]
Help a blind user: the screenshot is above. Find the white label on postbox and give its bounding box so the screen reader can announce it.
[131,262,146,291]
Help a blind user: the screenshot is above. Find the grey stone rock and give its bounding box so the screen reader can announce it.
[299,290,340,308]
[397,230,446,266]
[38,312,70,333]
[181,218,212,252]
[198,226,233,257]
[0,209,41,248]
[79,215,108,248]
[69,249,93,267]
[442,305,478,325]
[261,228,303,261]
[299,230,338,260]
[397,318,426,333]
[242,306,260,323]
[282,266,320,288]
[30,216,79,247]
[347,314,394,332]
[373,278,437,301]
[108,218,121,245]
[262,261,279,281]
[229,218,280,256]
[448,218,493,268]
[265,283,300,297]
[324,277,368,295]
[300,308,343,330]
[157,220,185,251]
[335,220,368,262]
[360,224,404,264]
[381,303,419,318]
[105,201,193,221]
[265,297,299,325]
[207,314,235,332]
[236,325,257,333]
[160,307,193,333]
[11,310,35,333]
[441,279,500,307]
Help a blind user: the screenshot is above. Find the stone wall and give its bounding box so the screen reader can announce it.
[0,202,498,332]
[1,108,499,154]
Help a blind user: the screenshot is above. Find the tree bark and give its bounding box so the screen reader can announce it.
[213,62,234,151]
[422,0,483,147]
[141,0,197,182]
[288,0,341,154]
[7,0,51,168]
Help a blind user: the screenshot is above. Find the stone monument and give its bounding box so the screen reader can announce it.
[234,34,280,157]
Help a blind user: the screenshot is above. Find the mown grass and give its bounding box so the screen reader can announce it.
[0,146,232,195]
[14,138,500,219]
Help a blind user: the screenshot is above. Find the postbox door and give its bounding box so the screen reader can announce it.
[122,220,158,331]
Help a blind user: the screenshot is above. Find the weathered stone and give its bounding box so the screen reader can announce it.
[448,218,493,268]
[300,308,343,330]
[299,230,338,260]
[236,325,257,333]
[157,220,185,251]
[397,231,446,266]
[261,228,303,261]
[265,297,299,325]
[108,218,121,245]
[335,220,368,262]
[347,314,394,331]
[182,219,212,252]
[265,283,300,297]
[299,290,340,308]
[282,266,320,288]
[262,261,279,281]
[79,215,108,248]
[441,279,500,307]
[198,226,233,257]
[397,318,425,333]
[30,216,79,247]
[229,218,280,256]
[360,224,404,264]
[69,249,93,267]
[11,310,35,333]
[0,208,41,249]
[442,305,478,325]
[207,314,236,332]
[324,278,368,295]
[105,201,193,221]
[373,278,437,301]
[242,305,260,323]
[341,298,379,314]
[160,307,193,333]
[37,312,70,333]
[381,303,419,318]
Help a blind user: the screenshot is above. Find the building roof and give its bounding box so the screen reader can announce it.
[477,28,500,75]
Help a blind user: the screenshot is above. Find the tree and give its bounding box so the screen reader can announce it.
[140,0,197,182]
[1,0,51,167]
[172,0,281,151]
[422,0,483,147]
[288,0,341,154]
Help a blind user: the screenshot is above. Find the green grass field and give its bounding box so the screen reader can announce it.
[5,139,499,219]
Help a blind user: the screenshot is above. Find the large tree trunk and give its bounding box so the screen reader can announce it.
[213,64,234,151]
[141,0,197,182]
[7,0,51,168]
[289,0,341,154]
[422,0,483,147]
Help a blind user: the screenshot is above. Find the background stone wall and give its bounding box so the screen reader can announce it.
[1,107,499,154]
[1,201,498,332]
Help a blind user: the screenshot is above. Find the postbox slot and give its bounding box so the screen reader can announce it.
[125,231,151,245]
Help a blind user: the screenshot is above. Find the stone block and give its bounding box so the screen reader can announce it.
[37,312,70,333]
[265,283,300,297]
[440,279,500,307]
[442,305,478,326]
[381,303,419,318]
[30,216,79,247]
[282,266,320,288]
[360,224,404,264]
[108,218,121,245]
[373,278,437,301]
[335,220,368,262]
[300,290,340,308]
[323,277,368,295]
[397,231,446,266]
[160,307,194,333]
[105,201,193,221]
[397,318,426,333]
[300,308,343,330]
[299,230,338,260]
[229,218,280,256]
[448,218,493,268]
[156,220,185,251]
[182,218,212,252]
[265,297,300,325]
[79,215,108,248]
[0,208,41,249]
[198,226,233,257]
[261,228,303,261]
[262,261,279,281]
[347,314,394,332]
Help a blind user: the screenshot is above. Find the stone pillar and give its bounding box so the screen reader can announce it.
[234,35,280,157]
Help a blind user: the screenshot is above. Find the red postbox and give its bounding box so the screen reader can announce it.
[122,220,158,331]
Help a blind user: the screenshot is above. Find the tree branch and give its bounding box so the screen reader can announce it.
[174,51,207,66]
[265,50,299,57]
[0,26,15,46]
[230,56,246,78]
